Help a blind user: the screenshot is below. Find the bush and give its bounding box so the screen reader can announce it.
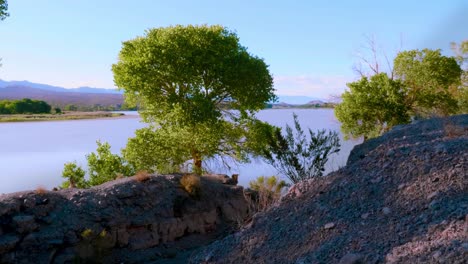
[87,141,135,186]
[62,141,135,188]
[180,174,201,197]
[263,113,341,183]
[248,176,288,212]
[61,161,87,188]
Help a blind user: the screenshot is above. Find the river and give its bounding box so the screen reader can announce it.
[0,109,361,193]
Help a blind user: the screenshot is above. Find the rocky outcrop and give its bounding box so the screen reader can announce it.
[192,115,468,263]
[0,174,248,263]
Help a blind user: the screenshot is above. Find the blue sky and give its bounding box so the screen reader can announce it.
[0,0,466,99]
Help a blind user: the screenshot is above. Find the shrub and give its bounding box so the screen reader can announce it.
[263,113,341,183]
[61,161,87,188]
[180,174,201,197]
[248,176,288,212]
[87,140,135,186]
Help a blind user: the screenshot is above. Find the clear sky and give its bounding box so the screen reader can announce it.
[0,0,467,99]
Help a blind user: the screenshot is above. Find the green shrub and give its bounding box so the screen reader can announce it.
[61,161,87,188]
[263,113,341,183]
[87,140,135,186]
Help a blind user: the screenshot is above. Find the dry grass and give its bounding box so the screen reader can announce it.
[180,174,201,197]
[247,176,288,213]
[35,186,47,194]
[444,121,466,138]
[115,173,125,180]
[134,170,151,182]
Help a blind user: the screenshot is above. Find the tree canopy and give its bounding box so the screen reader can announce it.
[336,47,464,140]
[112,25,276,172]
[394,49,462,116]
[0,0,8,21]
[451,40,468,113]
[335,73,410,140]
[0,98,52,114]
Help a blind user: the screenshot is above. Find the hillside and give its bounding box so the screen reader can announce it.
[192,115,468,263]
[0,79,121,94]
[0,86,124,109]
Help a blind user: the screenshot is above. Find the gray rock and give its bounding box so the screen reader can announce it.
[339,253,364,264]
[382,207,391,215]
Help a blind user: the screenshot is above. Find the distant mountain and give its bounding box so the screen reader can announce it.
[0,79,122,94]
[0,80,329,105]
[306,100,325,105]
[0,86,124,108]
[275,95,326,105]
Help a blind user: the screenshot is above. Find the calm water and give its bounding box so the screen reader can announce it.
[0,109,361,193]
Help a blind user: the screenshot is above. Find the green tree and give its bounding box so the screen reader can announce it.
[0,0,8,21]
[123,106,276,173]
[394,49,462,117]
[263,113,341,183]
[0,99,52,114]
[64,104,78,111]
[123,125,191,174]
[113,25,276,173]
[86,141,134,186]
[61,162,87,189]
[0,0,8,69]
[335,73,410,140]
[451,40,468,113]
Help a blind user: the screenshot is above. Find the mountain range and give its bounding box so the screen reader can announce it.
[0,79,122,94]
[0,79,327,106]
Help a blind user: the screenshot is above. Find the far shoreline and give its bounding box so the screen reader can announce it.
[0,111,138,123]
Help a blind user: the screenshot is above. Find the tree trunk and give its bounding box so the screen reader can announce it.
[192,150,203,175]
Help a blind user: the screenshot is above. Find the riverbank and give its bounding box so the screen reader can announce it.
[0,112,127,122]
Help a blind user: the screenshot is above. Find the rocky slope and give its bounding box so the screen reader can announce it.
[192,115,468,263]
[0,174,248,263]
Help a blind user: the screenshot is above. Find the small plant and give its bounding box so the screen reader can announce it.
[61,161,87,188]
[98,229,107,238]
[134,170,150,182]
[263,113,341,183]
[35,186,47,194]
[81,228,93,239]
[180,174,201,197]
[248,176,288,212]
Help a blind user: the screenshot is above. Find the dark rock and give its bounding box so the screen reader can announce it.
[190,114,468,264]
[0,174,249,263]
[13,215,37,233]
[0,235,19,254]
[339,253,364,264]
